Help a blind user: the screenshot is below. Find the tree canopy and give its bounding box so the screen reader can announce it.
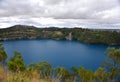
[7,51,26,72]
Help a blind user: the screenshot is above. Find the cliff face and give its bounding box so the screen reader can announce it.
[66,32,72,40]
[0,25,120,45]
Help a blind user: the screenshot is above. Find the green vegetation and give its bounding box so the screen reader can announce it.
[0,25,120,45]
[0,44,120,82]
[0,43,7,69]
[7,51,26,72]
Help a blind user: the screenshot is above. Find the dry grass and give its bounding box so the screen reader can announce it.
[0,66,58,82]
[0,66,6,82]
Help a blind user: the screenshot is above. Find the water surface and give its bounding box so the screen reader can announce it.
[1,39,112,71]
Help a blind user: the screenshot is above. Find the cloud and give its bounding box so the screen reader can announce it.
[43,0,63,5]
[0,0,45,17]
[0,0,120,28]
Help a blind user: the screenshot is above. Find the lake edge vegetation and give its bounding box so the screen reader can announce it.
[0,25,120,45]
[0,43,120,82]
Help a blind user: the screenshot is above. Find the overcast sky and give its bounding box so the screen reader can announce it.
[0,0,120,29]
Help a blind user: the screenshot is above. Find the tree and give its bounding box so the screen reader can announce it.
[71,66,78,82]
[95,68,107,82]
[102,48,120,82]
[85,69,95,82]
[28,63,38,71]
[7,51,26,72]
[53,66,71,82]
[78,66,95,82]
[0,43,7,68]
[78,66,86,82]
[38,61,52,79]
[29,61,52,79]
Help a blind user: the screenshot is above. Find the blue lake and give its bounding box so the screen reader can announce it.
[0,39,115,71]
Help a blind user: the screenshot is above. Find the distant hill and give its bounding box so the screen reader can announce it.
[0,25,120,45]
[3,25,37,31]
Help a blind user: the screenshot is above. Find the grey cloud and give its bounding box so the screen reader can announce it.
[0,0,119,19]
[0,0,45,17]
[43,0,120,21]
[0,0,120,28]
[43,0,63,5]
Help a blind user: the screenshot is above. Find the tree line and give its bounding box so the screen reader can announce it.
[0,43,120,82]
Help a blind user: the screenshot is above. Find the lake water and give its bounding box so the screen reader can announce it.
[1,39,114,71]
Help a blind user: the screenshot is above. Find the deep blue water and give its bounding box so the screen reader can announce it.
[0,39,115,71]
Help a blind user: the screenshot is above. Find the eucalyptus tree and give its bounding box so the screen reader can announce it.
[54,66,66,81]
[38,61,52,78]
[0,43,7,68]
[95,68,107,82]
[71,66,78,82]
[29,63,38,71]
[85,69,95,82]
[102,48,120,82]
[53,66,71,82]
[37,61,52,79]
[78,66,86,82]
[7,51,26,72]
[29,61,52,79]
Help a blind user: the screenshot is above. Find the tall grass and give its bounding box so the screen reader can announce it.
[0,66,57,82]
